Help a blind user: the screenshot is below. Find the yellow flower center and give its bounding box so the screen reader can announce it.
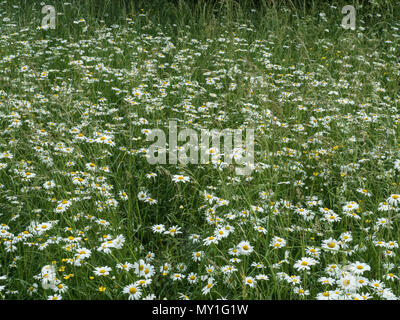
[129,287,137,294]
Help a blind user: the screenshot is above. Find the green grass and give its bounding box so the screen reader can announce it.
[0,0,400,300]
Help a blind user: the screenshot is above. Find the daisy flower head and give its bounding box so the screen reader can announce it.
[164,225,182,237]
[160,263,171,275]
[117,262,134,271]
[221,265,238,274]
[337,274,358,292]
[294,287,310,296]
[387,194,400,206]
[394,159,400,171]
[137,190,149,201]
[171,273,185,281]
[306,247,321,258]
[172,175,190,183]
[342,201,359,212]
[43,180,55,190]
[123,283,142,300]
[189,234,201,243]
[350,261,371,275]
[322,238,340,252]
[85,162,96,171]
[119,191,128,201]
[187,272,198,284]
[192,251,204,262]
[135,278,152,288]
[237,240,254,255]
[293,257,318,271]
[244,276,257,288]
[202,277,216,295]
[203,235,219,246]
[255,274,269,281]
[270,236,287,249]
[152,224,165,234]
[94,266,112,277]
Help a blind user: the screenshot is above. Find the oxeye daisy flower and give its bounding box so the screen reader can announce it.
[145,251,155,261]
[357,188,371,197]
[203,235,219,246]
[375,217,392,229]
[176,263,187,272]
[43,180,55,189]
[152,224,165,234]
[172,175,190,183]
[144,197,158,205]
[385,273,399,281]
[75,247,91,260]
[342,201,359,212]
[145,172,157,179]
[378,202,391,211]
[171,273,185,281]
[286,275,301,285]
[123,284,142,300]
[117,262,134,271]
[221,265,237,274]
[133,259,146,276]
[135,278,152,288]
[187,272,198,284]
[316,291,333,300]
[142,294,157,300]
[370,280,385,291]
[27,283,38,296]
[164,225,182,236]
[189,234,200,243]
[394,159,400,171]
[244,276,256,287]
[94,266,112,277]
[322,211,341,223]
[237,240,253,255]
[294,287,310,296]
[254,225,267,234]
[192,251,204,262]
[255,274,269,281]
[85,162,96,171]
[48,294,62,300]
[387,194,400,206]
[322,238,340,251]
[374,240,387,247]
[340,232,353,243]
[214,227,229,239]
[201,278,215,295]
[293,257,318,271]
[350,261,371,274]
[318,277,335,285]
[54,281,68,294]
[386,241,398,249]
[270,236,286,249]
[205,265,215,275]
[119,191,128,200]
[306,247,321,258]
[137,191,149,201]
[159,262,171,274]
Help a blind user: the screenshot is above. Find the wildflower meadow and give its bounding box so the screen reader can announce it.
[1,0,400,300]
